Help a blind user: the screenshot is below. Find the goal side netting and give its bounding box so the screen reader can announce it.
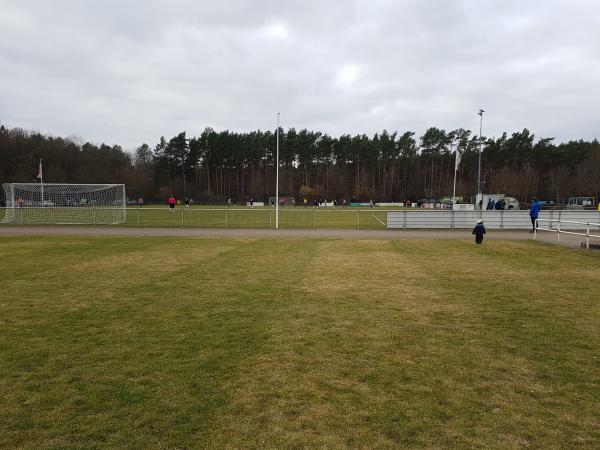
[1,183,126,224]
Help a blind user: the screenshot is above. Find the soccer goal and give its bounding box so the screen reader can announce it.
[1,183,126,225]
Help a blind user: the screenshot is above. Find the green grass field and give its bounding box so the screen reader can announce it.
[1,236,598,448]
[124,206,389,229]
[1,206,392,228]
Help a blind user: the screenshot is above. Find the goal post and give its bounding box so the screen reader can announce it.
[1,183,126,225]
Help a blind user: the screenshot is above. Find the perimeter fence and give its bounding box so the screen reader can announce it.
[1,207,599,230]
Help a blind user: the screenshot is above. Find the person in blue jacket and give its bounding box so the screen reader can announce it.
[529,199,541,233]
[472,219,486,245]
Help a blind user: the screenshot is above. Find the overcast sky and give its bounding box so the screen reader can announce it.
[1,0,599,150]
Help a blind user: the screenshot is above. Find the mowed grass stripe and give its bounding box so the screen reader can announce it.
[200,239,599,448]
[0,237,598,448]
[0,237,316,449]
[387,240,599,447]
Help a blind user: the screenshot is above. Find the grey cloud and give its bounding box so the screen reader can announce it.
[1,0,599,149]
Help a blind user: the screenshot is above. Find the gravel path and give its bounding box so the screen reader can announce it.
[0,225,592,249]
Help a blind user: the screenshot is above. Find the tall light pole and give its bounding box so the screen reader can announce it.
[451,139,457,206]
[276,112,280,229]
[476,109,485,209]
[182,140,187,201]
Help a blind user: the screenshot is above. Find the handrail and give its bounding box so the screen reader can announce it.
[535,218,600,251]
[536,218,600,226]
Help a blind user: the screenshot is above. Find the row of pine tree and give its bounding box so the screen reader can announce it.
[1,124,598,203]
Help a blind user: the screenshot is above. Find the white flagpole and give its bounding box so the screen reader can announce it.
[452,143,457,207]
[276,113,280,229]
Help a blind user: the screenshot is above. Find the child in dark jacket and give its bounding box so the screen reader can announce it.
[472,219,486,244]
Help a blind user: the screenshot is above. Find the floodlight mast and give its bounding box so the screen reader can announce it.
[451,140,457,206]
[276,112,280,229]
[476,109,485,209]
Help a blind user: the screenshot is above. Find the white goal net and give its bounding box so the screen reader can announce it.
[1,183,126,224]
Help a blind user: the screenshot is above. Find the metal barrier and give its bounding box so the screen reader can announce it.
[535,218,600,251]
[387,210,600,230]
[2,207,600,232]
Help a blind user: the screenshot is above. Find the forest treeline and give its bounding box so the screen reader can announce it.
[1,123,598,203]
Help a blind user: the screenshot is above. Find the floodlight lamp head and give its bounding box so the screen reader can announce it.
[478,109,485,115]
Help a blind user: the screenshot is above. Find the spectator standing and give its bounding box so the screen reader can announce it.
[529,199,541,233]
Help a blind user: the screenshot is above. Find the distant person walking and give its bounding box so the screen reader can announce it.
[228,198,232,208]
[168,194,176,213]
[472,219,486,245]
[529,199,540,233]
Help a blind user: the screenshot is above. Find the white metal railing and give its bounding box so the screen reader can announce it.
[387,209,600,230]
[535,218,600,251]
[2,207,600,233]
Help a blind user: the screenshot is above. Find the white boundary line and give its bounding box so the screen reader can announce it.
[372,213,385,226]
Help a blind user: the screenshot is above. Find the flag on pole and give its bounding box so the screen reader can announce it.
[454,149,462,171]
[37,158,45,204]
